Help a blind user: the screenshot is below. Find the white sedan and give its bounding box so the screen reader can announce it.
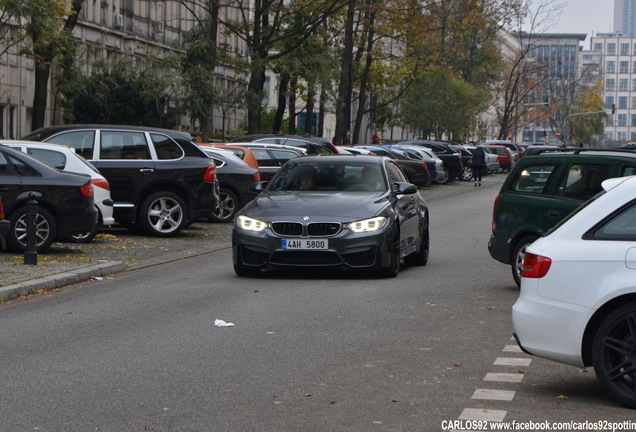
[513,175,636,408]
[1,140,114,242]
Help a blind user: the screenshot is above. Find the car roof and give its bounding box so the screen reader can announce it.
[0,139,77,152]
[223,142,306,153]
[289,154,385,164]
[22,124,195,141]
[232,133,328,143]
[524,147,636,158]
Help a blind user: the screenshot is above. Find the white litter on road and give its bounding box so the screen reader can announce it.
[215,319,235,327]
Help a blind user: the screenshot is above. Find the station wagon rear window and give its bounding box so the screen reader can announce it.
[511,164,558,194]
[45,130,95,159]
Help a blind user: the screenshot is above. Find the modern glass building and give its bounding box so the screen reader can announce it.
[615,0,636,37]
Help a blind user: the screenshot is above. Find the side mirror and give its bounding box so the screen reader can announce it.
[393,182,417,195]
[248,181,268,193]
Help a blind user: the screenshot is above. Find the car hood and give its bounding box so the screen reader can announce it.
[243,191,390,221]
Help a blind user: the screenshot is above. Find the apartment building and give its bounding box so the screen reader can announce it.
[591,32,636,143]
[0,1,248,138]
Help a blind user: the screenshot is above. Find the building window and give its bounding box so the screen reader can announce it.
[607,78,616,90]
[620,61,629,73]
[607,132,614,139]
[608,43,616,55]
[620,79,629,91]
[621,43,630,55]
[631,114,636,127]
[607,61,616,73]
[619,96,628,109]
[619,114,628,126]
[594,43,603,51]
[618,131,627,141]
[632,96,636,108]
[606,96,615,108]
[632,131,636,140]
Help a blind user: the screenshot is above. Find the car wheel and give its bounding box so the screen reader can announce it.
[7,206,57,253]
[234,249,261,277]
[379,230,400,278]
[211,188,239,223]
[434,168,449,184]
[66,223,101,243]
[511,235,538,288]
[404,219,429,267]
[592,303,636,408]
[138,191,187,237]
[460,166,472,181]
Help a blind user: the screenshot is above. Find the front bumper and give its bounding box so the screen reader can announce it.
[233,225,393,271]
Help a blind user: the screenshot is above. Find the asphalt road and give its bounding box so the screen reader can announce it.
[1,178,634,432]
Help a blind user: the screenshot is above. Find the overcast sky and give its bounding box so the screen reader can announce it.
[551,0,614,47]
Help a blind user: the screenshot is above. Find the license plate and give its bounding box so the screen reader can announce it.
[281,239,328,250]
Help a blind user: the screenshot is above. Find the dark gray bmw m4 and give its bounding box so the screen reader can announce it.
[232,155,429,277]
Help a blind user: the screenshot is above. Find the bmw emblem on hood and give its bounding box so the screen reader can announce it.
[303,216,310,221]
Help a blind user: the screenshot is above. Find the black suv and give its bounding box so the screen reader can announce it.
[489,148,636,286]
[23,125,219,237]
[231,133,338,155]
[390,140,463,182]
[0,144,98,252]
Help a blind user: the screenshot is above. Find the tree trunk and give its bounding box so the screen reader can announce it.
[246,60,266,134]
[274,72,289,133]
[288,76,298,135]
[352,6,375,144]
[305,81,315,135]
[318,86,326,138]
[31,0,84,130]
[333,0,356,145]
[31,64,51,130]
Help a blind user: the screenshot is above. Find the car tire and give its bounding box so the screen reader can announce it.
[434,168,449,185]
[592,303,636,408]
[379,230,400,278]
[66,222,101,243]
[211,188,239,223]
[460,166,472,181]
[511,235,538,288]
[404,219,429,267]
[138,191,187,237]
[7,206,57,253]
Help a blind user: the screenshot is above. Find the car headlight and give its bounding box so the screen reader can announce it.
[237,215,268,232]
[346,216,387,232]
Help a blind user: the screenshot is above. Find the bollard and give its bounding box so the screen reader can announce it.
[23,192,38,265]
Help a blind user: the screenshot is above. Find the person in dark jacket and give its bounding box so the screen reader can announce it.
[470,146,486,186]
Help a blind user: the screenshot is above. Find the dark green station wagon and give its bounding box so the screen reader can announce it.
[488,149,636,287]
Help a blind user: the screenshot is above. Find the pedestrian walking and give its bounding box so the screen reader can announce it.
[470,146,486,186]
[372,133,380,144]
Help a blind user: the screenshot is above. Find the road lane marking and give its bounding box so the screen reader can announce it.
[458,408,507,422]
[483,372,525,383]
[494,357,531,367]
[472,389,516,401]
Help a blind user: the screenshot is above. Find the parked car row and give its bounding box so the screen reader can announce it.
[0,126,524,254]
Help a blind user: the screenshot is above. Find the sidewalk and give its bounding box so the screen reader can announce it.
[0,174,505,302]
[0,222,233,302]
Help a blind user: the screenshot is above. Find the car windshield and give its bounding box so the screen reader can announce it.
[268,161,387,192]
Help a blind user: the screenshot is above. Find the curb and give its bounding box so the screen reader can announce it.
[0,261,125,302]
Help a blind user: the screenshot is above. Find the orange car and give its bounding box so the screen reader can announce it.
[211,143,305,182]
